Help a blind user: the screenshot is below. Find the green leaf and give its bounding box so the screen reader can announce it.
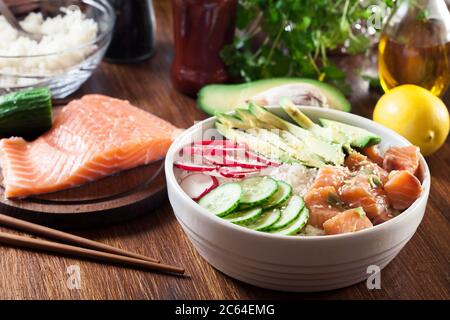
[220,0,386,89]
[322,65,346,80]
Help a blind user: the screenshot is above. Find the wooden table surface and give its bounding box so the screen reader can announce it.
[0,1,448,300]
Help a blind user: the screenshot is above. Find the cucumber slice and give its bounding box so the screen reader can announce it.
[224,207,263,225]
[262,180,292,209]
[198,183,242,217]
[239,176,278,207]
[271,206,309,236]
[0,87,53,138]
[247,208,281,231]
[270,195,305,230]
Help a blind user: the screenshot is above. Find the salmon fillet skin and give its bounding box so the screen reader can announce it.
[0,95,182,198]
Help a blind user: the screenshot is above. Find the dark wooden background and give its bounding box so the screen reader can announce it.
[0,0,448,300]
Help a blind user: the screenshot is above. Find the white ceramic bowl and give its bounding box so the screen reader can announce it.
[165,107,430,292]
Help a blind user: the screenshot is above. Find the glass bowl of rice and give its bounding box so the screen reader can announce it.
[0,0,114,98]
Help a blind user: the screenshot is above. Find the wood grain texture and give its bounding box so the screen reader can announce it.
[0,160,166,228]
[0,0,448,300]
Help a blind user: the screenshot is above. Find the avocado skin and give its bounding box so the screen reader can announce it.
[197,78,351,115]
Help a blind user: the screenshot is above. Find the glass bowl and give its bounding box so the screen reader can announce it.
[0,0,114,98]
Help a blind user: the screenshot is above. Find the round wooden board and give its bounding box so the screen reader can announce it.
[0,160,167,229]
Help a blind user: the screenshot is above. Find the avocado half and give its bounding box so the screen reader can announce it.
[197,78,351,115]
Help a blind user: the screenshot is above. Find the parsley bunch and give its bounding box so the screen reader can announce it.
[221,0,393,92]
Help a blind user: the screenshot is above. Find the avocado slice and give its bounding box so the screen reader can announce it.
[248,103,345,165]
[280,99,347,144]
[215,122,296,163]
[216,113,253,130]
[319,118,381,148]
[246,128,326,168]
[197,78,351,115]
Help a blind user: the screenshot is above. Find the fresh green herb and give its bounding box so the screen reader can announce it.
[368,175,383,188]
[355,207,366,217]
[222,0,394,89]
[327,191,343,207]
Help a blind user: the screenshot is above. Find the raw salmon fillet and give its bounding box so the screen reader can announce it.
[323,208,373,235]
[384,170,422,210]
[0,95,181,198]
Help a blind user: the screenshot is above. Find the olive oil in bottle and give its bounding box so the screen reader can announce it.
[378,0,450,96]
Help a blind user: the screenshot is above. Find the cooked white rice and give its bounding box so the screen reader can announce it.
[264,163,318,196]
[300,224,325,236]
[0,7,98,87]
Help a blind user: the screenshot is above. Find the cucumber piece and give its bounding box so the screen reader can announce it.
[270,206,309,236]
[262,180,292,209]
[198,183,242,217]
[224,207,263,225]
[247,208,281,231]
[239,176,278,207]
[270,195,305,230]
[0,88,53,138]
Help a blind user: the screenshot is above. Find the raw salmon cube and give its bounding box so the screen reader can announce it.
[362,145,384,167]
[384,170,422,210]
[304,186,342,228]
[383,146,420,175]
[311,166,349,191]
[323,207,373,235]
[339,175,393,225]
[345,151,388,183]
[344,151,368,171]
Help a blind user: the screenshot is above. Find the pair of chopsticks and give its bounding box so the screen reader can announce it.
[0,213,184,275]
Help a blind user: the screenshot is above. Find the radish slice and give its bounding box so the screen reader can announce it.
[219,166,261,178]
[209,147,246,157]
[205,154,268,168]
[180,174,219,201]
[227,157,268,169]
[194,140,246,149]
[181,146,215,156]
[204,155,237,166]
[174,162,217,172]
[181,144,246,158]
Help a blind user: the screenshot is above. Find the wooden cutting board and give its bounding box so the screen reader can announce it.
[0,160,167,229]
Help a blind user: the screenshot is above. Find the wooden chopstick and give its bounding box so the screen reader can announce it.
[0,231,184,275]
[0,213,159,263]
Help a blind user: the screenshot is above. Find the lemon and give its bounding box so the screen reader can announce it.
[373,84,449,156]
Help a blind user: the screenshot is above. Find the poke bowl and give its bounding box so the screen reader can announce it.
[164,104,430,292]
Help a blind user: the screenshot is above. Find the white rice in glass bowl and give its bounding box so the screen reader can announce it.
[0,7,98,88]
